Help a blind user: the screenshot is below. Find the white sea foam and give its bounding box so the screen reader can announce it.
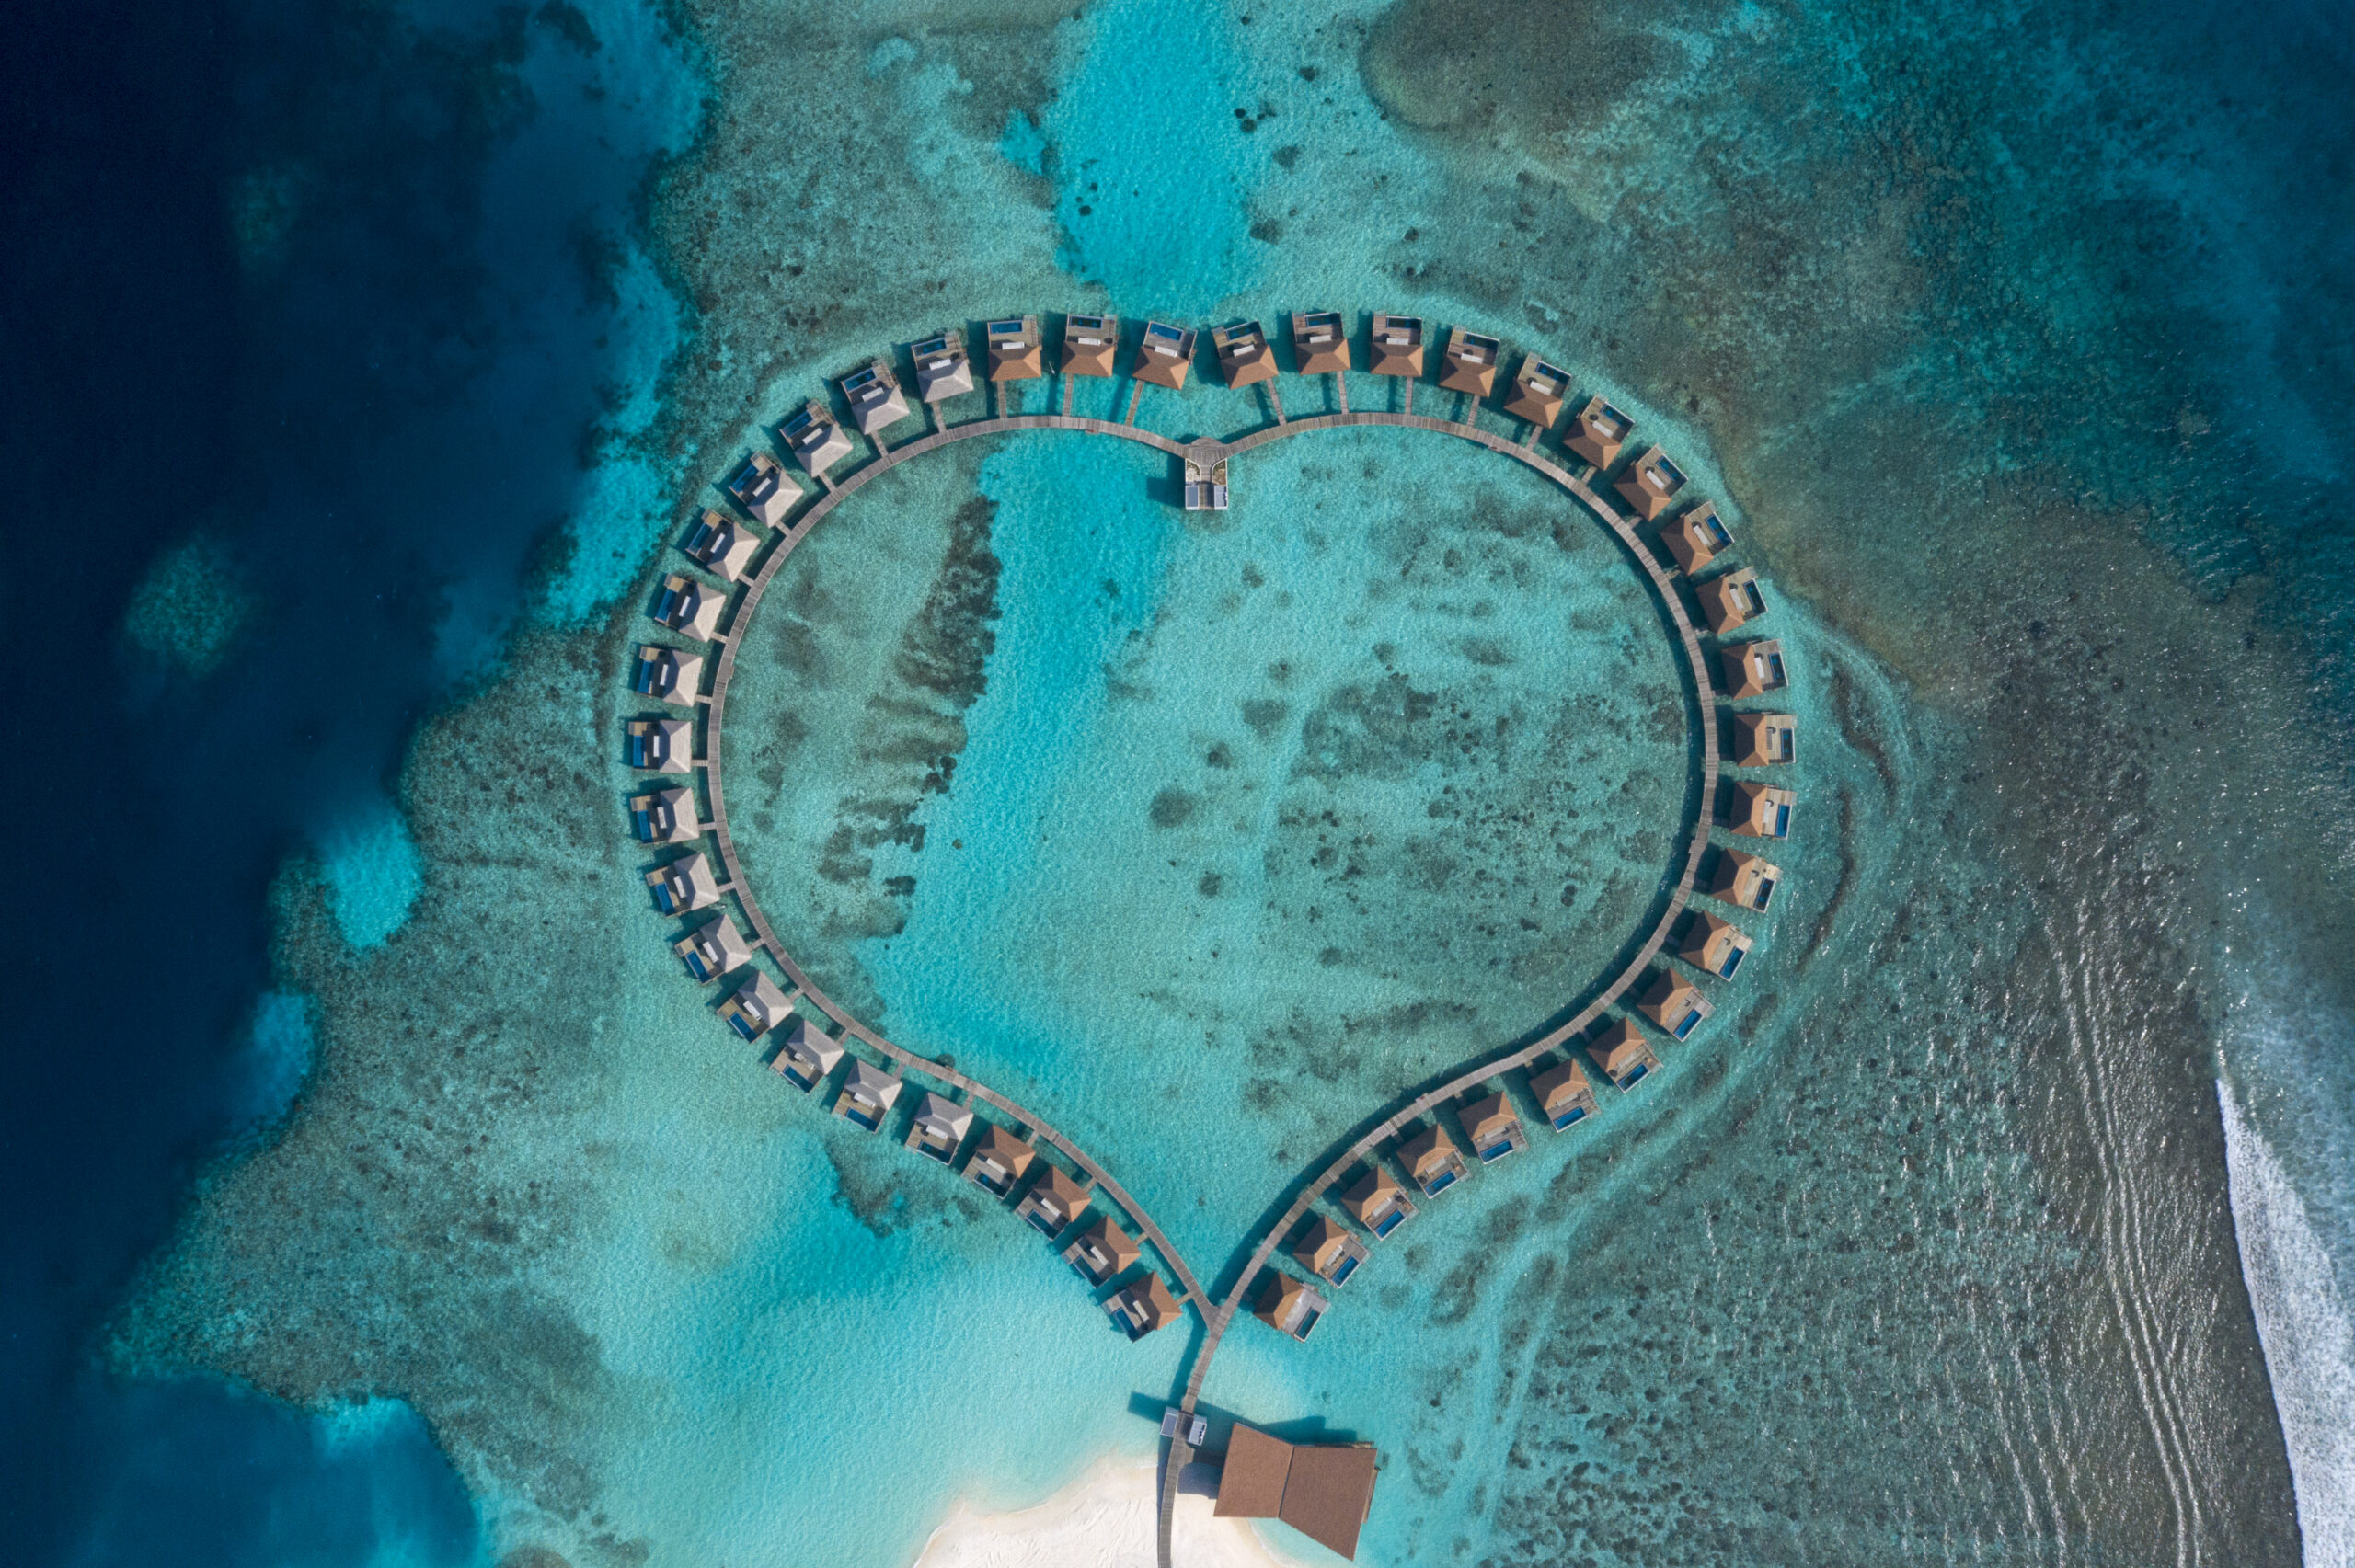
[2220,1076,2355,1568]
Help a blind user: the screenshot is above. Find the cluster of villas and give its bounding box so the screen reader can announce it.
[619,306,1798,1364]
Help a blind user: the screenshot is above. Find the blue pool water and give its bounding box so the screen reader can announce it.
[7,0,2355,1563]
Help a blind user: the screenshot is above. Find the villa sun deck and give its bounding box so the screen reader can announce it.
[1729,709,1798,766]
[778,399,854,477]
[1014,1164,1093,1238]
[1565,395,1633,468]
[625,715,691,772]
[628,784,698,845]
[1526,1058,1600,1130]
[1662,501,1734,575]
[1697,567,1768,635]
[724,450,801,526]
[1396,1124,1470,1197]
[1638,969,1714,1042]
[651,573,727,642]
[1061,1213,1142,1286]
[1615,447,1689,521]
[1367,314,1425,378]
[1719,638,1790,698]
[644,851,721,917]
[1059,315,1120,378]
[832,1060,903,1132]
[1586,1017,1661,1090]
[1502,354,1570,429]
[986,315,1045,382]
[770,1018,844,1091]
[716,969,793,1042]
[1437,326,1501,397]
[960,1123,1037,1196]
[1289,310,1350,376]
[1291,1215,1371,1287]
[1459,1091,1528,1164]
[673,910,752,984]
[910,330,976,401]
[1132,321,1197,390]
[682,509,761,581]
[1340,1163,1417,1239]
[1730,780,1797,841]
[1253,1271,1329,1342]
[1106,1271,1182,1339]
[1212,320,1278,387]
[837,359,912,436]
[1679,910,1755,981]
[1710,846,1784,912]
[632,644,703,707]
[905,1091,975,1163]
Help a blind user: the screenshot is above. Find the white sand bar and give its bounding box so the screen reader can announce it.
[911,1455,1313,1568]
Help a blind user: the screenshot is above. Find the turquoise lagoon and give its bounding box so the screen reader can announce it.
[101,0,2355,1563]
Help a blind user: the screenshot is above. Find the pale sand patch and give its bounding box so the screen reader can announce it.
[910,1455,1316,1568]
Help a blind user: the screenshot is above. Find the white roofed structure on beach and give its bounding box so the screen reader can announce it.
[673,912,752,983]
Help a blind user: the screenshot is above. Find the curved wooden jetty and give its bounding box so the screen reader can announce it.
[655,381,1752,1568]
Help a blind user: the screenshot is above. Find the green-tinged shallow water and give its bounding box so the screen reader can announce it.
[104,0,2355,1564]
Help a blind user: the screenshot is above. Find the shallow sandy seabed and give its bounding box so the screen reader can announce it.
[911,1457,1306,1568]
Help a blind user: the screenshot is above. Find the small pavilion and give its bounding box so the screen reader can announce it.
[1106,1272,1182,1339]
[905,1092,975,1163]
[1662,501,1733,574]
[833,1060,903,1132]
[837,359,911,435]
[1212,320,1277,386]
[625,716,691,772]
[651,573,726,641]
[1396,1124,1469,1197]
[1367,314,1425,378]
[1132,321,1197,389]
[628,785,697,845]
[1615,447,1688,520]
[1459,1091,1527,1164]
[1253,1271,1330,1343]
[961,1124,1036,1196]
[1698,567,1768,635]
[986,315,1045,381]
[1061,1213,1142,1286]
[910,329,976,401]
[1502,355,1569,429]
[1290,310,1350,375]
[1015,1165,1092,1238]
[1060,315,1120,378]
[1564,395,1633,468]
[778,399,853,476]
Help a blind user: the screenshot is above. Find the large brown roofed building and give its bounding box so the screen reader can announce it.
[1729,710,1797,766]
[1059,314,1120,377]
[1615,447,1689,520]
[1710,847,1783,911]
[1680,910,1755,980]
[1502,355,1569,429]
[985,315,1044,381]
[1697,567,1767,635]
[1214,1424,1380,1561]
[1212,320,1277,386]
[1340,1163,1415,1239]
[1132,320,1196,389]
[1662,501,1733,575]
[1437,327,1501,396]
[1718,638,1789,698]
[1367,314,1424,377]
[1564,395,1632,468]
[1586,1017,1660,1090]
[1731,780,1796,840]
[1290,310,1350,375]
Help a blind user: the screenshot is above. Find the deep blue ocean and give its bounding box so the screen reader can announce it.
[4,0,2351,1563]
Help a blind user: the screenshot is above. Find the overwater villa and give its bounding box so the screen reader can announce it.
[672,910,752,983]
[1718,637,1790,697]
[1526,1058,1599,1130]
[1212,320,1277,386]
[1679,910,1755,980]
[832,1060,902,1132]
[1015,1164,1092,1238]
[724,451,801,526]
[717,969,793,1042]
[1396,1124,1470,1197]
[1061,1213,1141,1286]
[1253,1271,1329,1342]
[1586,1017,1660,1090]
[632,644,703,707]
[1729,710,1798,766]
[904,1091,975,1164]
[1290,310,1350,375]
[1292,1215,1371,1286]
[1698,567,1768,635]
[644,851,721,917]
[961,1123,1036,1196]
[986,315,1045,381]
[651,573,726,641]
[1340,1163,1417,1238]
[1060,314,1120,378]
[1731,780,1797,840]
[1615,447,1689,521]
[837,359,911,435]
[777,399,853,477]
[1132,320,1197,389]
[1662,501,1734,575]
[910,329,976,401]
[625,716,691,772]
[1106,1272,1182,1339]
[1460,1091,1527,1164]
[628,785,698,844]
[1438,326,1501,397]
[1502,354,1570,429]
[1710,846,1784,911]
[682,509,761,581]
[1368,314,1425,378]
[1638,969,1715,1041]
[770,1019,844,1091]
[1214,1424,1380,1562]
[1564,395,1633,468]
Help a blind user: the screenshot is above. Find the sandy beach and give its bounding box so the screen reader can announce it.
[911,1456,1312,1568]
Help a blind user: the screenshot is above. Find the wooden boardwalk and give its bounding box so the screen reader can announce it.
[669,399,1722,1568]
